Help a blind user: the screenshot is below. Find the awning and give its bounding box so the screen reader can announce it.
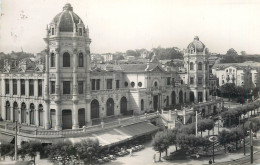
[117,122,159,138]
[68,122,159,147]
[0,133,14,144]
[92,129,132,146]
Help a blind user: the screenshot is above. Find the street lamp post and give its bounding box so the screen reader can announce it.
[15,120,18,161]
[0,141,1,161]
[242,115,246,156]
[250,119,253,164]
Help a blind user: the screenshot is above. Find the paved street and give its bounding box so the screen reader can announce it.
[106,139,260,165]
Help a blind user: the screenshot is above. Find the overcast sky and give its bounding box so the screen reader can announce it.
[0,0,260,55]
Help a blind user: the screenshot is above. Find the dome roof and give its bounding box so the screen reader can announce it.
[51,3,85,32]
[187,36,205,52]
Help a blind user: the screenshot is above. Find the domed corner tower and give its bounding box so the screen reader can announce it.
[184,36,210,103]
[43,3,91,130]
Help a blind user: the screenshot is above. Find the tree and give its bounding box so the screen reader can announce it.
[74,138,100,164]
[0,143,14,160]
[176,133,206,155]
[230,127,243,150]
[169,128,178,151]
[218,129,231,153]
[244,118,260,137]
[179,123,195,135]
[152,131,170,161]
[24,142,43,164]
[226,48,238,56]
[241,51,247,56]
[219,83,239,100]
[126,50,139,57]
[45,141,75,165]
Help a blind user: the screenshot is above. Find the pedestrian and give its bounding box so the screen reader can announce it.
[209,159,212,164]
[153,153,156,163]
[129,148,133,156]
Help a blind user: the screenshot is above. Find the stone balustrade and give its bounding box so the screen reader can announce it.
[0,112,159,138]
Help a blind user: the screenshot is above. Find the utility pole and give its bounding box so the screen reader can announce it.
[250,119,253,164]
[243,116,246,156]
[195,110,198,136]
[15,120,18,161]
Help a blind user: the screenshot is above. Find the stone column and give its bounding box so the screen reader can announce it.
[34,79,38,97]
[73,101,79,129]
[194,91,198,103]
[1,99,6,120]
[17,79,21,96]
[26,108,30,126]
[18,103,22,124]
[203,89,206,102]
[10,79,13,97]
[10,103,14,122]
[25,79,29,97]
[85,99,91,125]
[44,49,50,129]
[54,48,62,130]
[55,101,62,130]
[35,104,39,127]
[44,101,50,129]
[85,44,91,125]
[72,48,79,129]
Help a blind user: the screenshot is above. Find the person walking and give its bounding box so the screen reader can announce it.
[153,153,156,163]
[129,148,133,157]
[209,159,213,164]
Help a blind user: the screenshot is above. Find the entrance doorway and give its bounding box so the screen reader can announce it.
[62,110,72,129]
[153,95,158,111]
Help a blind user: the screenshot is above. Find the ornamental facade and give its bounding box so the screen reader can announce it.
[0,4,215,130]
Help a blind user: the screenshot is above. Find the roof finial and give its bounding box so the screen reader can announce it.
[194,36,199,41]
[63,3,73,11]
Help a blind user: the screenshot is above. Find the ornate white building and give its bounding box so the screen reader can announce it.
[0,4,215,131]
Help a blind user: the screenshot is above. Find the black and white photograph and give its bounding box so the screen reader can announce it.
[0,0,260,164]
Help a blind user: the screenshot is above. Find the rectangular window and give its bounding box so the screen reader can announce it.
[96,79,100,90]
[79,28,83,36]
[63,81,70,94]
[38,80,42,97]
[50,81,55,94]
[190,77,194,85]
[116,80,120,89]
[91,79,96,90]
[5,79,9,94]
[51,28,54,35]
[21,79,25,95]
[78,81,84,94]
[198,77,203,85]
[13,80,17,95]
[29,79,34,96]
[107,79,112,89]
[167,77,171,85]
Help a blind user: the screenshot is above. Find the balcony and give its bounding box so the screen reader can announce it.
[91,88,129,95]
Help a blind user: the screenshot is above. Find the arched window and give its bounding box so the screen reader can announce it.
[21,102,26,123]
[198,62,202,70]
[78,53,84,67]
[38,104,44,126]
[6,101,10,120]
[51,53,55,67]
[190,62,194,70]
[30,103,35,125]
[141,99,144,111]
[154,81,158,87]
[63,52,70,67]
